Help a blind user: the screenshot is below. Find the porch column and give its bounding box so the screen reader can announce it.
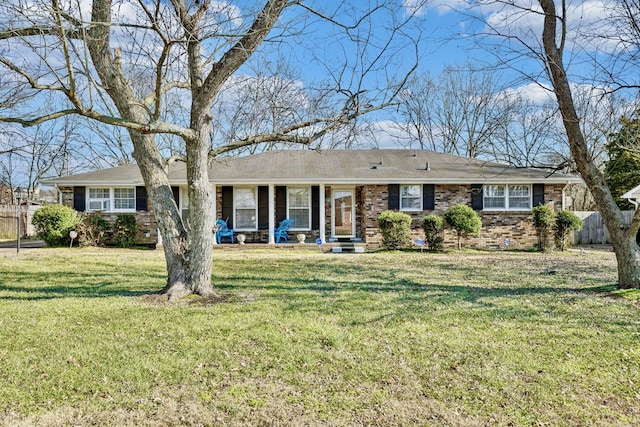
[268,184,275,244]
[211,183,217,245]
[319,183,326,244]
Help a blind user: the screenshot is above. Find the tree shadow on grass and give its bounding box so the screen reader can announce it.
[213,266,627,327]
[0,270,164,300]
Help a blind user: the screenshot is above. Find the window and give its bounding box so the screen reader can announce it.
[234,188,257,230]
[87,187,137,212]
[509,185,531,209]
[288,187,310,229]
[483,185,531,210]
[400,185,422,211]
[113,188,135,210]
[483,185,505,209]
[88,188,110,211]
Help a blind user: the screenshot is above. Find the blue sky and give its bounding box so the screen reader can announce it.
[1,0,637,187]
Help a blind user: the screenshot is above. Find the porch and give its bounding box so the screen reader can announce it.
[211,239,368,253]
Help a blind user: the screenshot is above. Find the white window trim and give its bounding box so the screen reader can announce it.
[482,184,532,211]
[287,186,312,231]
[400,184,423,212]
[86,187,136,213]
[233,187,258,231]
[87,187,110,212]
[113,188,136,212]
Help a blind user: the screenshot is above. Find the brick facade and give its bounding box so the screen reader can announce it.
[59,186,159,246]
[60,183,565,250]
[359,183,566,250]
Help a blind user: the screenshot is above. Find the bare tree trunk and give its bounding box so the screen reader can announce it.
[539,0,640,288]
[129,133,191,298]
[88,0,214,298]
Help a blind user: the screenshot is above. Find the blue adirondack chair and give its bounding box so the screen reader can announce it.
[215,219,234,244]
[274,218,292,243]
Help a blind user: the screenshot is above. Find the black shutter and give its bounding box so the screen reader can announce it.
[471,184,483,210]
[73,186,86,212]
[221,186,233,228]
[312,186,320,229]
[135,186,148,211]
[171,186,180,208]
[388,184,400,210]
[423,184,435,210]
[275,186,287,223]
[533,184,545,207]
[257,186,269,230]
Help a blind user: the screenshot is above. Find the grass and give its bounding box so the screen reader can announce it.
[0,247,638,426]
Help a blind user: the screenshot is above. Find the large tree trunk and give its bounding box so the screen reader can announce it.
[540,0,640,288]
[88,0,214,298]
[129,133,191,298]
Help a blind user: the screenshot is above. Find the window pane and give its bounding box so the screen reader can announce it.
[288,188,310,208]
[235,188,256,209]
[400,185,421,210]
[236,209,256,229]
[401,185,421,197]
[508,185,530,209]
[290,210,309,228]
[114,188,135,209]
[509,185,530,197]
[89,188,109,198]
[483,185,506,209]
[401,197,422,210]
[484,185,505,197]
[509,197,530,209]
[235,188,257,229]
[484,197,505,209]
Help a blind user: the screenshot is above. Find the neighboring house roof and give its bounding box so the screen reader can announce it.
[621,184,640,204]
[42,149,581,186]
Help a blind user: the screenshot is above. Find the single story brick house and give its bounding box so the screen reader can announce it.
[42,149,581,249]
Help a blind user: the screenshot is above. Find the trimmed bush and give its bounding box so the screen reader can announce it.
[377,210,412,250]
[76,213,110,247]
[553,210,583,251]
[422,215,444,251]
[532,205,555,252]
[113,214,139,248]
[31,204,81,246]
[443,204,481,250]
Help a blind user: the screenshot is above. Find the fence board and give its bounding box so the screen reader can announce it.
[573,210,635,245]
[0,205,40,239]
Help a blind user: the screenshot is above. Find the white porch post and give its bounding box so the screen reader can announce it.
[319,184,326,244]
[211,183,217,245]
[268,184,275,244]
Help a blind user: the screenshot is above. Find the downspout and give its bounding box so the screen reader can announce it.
[561,183,570,210]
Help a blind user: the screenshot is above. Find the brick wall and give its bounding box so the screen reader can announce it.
[359,183,566,250]
[58,186,158,246]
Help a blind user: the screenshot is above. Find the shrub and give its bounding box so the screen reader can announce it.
[31,204,81,246]
[377,210,412,250]
[76,213,110,247]
[443,204,481,250]
[553,210,583,251]
[532,205,555,252]
[422,215,444,251]
[113,214,139,248]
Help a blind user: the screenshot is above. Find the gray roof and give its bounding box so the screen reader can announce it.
[42,149,580,186]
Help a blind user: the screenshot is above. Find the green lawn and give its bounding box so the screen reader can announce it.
[0,248,638,426]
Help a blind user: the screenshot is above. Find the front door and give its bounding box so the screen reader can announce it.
[332,188,355,238]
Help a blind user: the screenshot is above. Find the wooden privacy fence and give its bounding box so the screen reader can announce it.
[573,210,635,245]
[0,205,40,239]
